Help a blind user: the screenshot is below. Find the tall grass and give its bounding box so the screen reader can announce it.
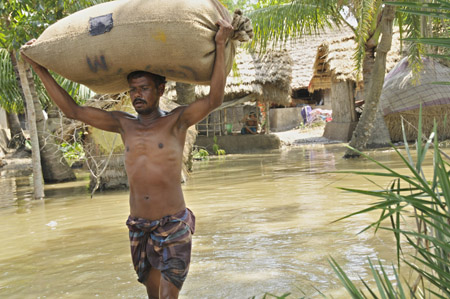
[330,106,449,298]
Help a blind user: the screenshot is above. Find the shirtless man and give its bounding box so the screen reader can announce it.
[22,19,234,299]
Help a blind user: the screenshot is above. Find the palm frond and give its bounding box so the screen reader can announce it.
[0,49,24,113]
[353,0,379,75]
[247,0,340,52]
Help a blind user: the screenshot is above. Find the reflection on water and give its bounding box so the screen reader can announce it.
[0,145,431,298]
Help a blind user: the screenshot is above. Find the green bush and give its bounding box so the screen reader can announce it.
[59,141,85,167]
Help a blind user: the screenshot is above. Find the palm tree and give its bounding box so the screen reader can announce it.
[246,0,432,156]
[0,1,110,191]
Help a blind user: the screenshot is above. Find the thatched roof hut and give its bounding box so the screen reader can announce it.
[282,27,354,100]
[306,31,403,141]
[380,57,450,142]
[285,28,354,90]
[309,32,403,93]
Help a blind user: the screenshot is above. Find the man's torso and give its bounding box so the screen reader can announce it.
[117,107,187,220]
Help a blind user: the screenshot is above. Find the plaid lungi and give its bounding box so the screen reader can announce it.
[126,208,195,290]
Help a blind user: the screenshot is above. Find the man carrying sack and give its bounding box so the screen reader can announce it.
[22,18,234,299]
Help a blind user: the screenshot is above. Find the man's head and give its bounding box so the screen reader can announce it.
[127,71,167,115]
[127,71,167,87]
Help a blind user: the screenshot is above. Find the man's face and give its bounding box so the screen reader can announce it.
[128,75,163,115]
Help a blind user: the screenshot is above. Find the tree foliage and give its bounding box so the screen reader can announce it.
[0,0,110,49]
[388,0,450,74]
[247,0,341,52]
[0,0,110,113]
[246,0,446,75]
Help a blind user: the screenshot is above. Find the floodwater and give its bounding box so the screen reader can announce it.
[0,144,435,298]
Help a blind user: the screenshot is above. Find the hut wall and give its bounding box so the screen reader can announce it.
[313,89,332,109]
[323,80,357,141]
[385,104,450,142]
[197,105,259,136]
[195,134,280,154]
[269,107,303,132]
[329,81,356,122]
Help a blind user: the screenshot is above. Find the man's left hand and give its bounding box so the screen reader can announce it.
[215,19,234,45]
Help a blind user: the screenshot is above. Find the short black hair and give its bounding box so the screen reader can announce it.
[127,71,167,87]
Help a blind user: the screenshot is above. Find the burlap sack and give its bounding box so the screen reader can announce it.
[21,0,238,94]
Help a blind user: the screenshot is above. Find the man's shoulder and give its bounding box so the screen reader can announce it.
[164,106,188,118]
[111,110,137,120]
[169,105,188,114]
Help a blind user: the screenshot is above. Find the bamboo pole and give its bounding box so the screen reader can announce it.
[16,57,45,199]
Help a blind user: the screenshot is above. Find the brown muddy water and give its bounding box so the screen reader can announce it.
[0,144,435,298]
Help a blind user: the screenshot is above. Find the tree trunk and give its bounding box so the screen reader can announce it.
[23,63,76,183]
[344,5,396,158]
[366,103,391,148]
[175,82,196,105]
[362,48,376,102]
[264,102,270,134]
[8,51,27,149]
[16,57,45,200]
[6,111,25,149]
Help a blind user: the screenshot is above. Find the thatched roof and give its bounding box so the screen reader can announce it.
[283,27,354,90]
[253,48,293,105]
[164,48,293,106]
[197,49,263,102]
[309,31,403,92]
[380,57,450,142]
[380,57,450,115]
[205,48,293,105]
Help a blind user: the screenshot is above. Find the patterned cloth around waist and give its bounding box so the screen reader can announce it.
[126,208,195,290]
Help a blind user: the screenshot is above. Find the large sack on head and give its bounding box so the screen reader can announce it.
[21,0,252,94]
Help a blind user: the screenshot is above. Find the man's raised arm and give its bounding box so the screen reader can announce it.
[21,41,122,133]
[177,19,234,128]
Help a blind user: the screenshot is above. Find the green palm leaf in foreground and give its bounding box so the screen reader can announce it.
[329,107,450,298]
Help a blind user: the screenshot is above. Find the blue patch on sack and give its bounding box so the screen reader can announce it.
[89,13,113,36]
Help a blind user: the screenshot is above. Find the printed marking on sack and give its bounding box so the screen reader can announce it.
[89,13,114,36]
[180,66,199,81]
[152,31,166,43]
[86,55,108,73]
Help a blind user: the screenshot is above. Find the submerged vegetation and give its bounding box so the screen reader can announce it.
[193,136,226,160]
